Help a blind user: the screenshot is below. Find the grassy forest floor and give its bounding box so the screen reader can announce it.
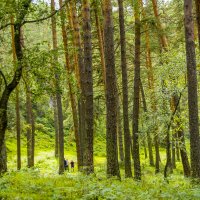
[1,132,200,200]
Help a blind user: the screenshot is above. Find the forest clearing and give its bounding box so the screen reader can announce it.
[0,0,200,199]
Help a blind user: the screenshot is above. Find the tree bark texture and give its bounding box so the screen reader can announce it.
[52,96,59,157]
[132,0,141,180]
[59,0,81,170]
[0,141,7,174]
[118,0,132,178]
[26,89,34,167]
[117,98,124,162]
[82,0,94,174]
[69,1,86,168]
[184,0,200,178]
[51,0,65,174]
[103,0,120,178]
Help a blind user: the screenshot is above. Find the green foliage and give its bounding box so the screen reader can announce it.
[0,165,200,200]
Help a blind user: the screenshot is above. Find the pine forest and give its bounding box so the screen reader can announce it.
[0,0,200,199]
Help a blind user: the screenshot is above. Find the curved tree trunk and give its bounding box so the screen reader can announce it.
[0,0,32,173]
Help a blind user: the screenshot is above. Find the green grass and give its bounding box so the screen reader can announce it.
[1,132,200,199]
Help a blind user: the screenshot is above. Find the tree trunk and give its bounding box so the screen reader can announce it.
[16,87,21,170]
[11,16,21,170]
[51,0,65,174]
[140,80,154,167]
[69,1,86,169]
[184,0,200,178]
[26,89,34,167]
[20,27,35,168]
[175,132,180,162]
[82,0,94,174]
[0,0,31,172]
[151,0,168,50]
[117,0,132,177]
[132,0,141,180]
[141,1,155,168]
[103,0,120,178]
[59,0,81,170]
[173,94,191,177]
[117,97,124,162]
[52,96,59,157]
[171,132,176,169]
[94,1,106,88]
[164,122,173,178]
[0,141,7,175]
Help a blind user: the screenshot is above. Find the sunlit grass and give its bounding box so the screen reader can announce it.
[1,132,200,199]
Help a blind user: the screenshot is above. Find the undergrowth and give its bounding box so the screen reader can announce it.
[1,132,200,199]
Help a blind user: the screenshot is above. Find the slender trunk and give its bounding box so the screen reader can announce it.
[117,98,124,162]
[51,0,64,174]
[94,1,106,88]
[151,0,169,173]
[175,132,180,162]
[172,132,176,169]
[164,122,173,177]
[59,0,81,170]
[82,0,94,174]
[117,0,132,177]
[11,16,21,170]
[141,1,155,168]
[16,87,21,170]
[20,27,35,168]
[140,80,154,166]
[103,0,120,178]
[173,94,191,177]
[132,0,141,180]
[52,96,59,157]
[69,1,86,168]
[26,89,34,167]
[184,0,200,178]
[151,0,168,50]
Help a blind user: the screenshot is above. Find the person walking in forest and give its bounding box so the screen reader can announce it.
[64,158,69,171]
[70,160,75,172]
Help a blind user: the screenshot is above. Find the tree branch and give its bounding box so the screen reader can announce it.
[0,0,69,30]
[0,70,7,87]
[23,0,69,25]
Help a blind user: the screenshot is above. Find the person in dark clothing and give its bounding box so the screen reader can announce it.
[64,158,69,171]
[70,160,75,172]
